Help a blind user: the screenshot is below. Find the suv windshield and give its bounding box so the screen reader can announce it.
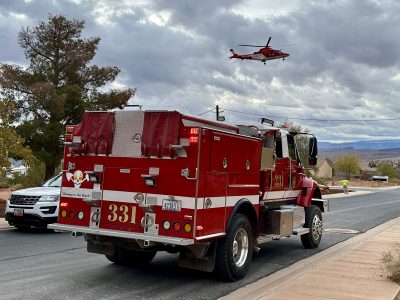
[42,174,62,187]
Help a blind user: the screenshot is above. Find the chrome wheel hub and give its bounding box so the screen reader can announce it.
[232,228,249,267]
[312,215,323,240]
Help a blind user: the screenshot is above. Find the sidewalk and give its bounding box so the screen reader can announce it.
[0,217,10,229]
[223,217,400,300]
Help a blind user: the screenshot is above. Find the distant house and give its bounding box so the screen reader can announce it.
[6,158,27,178]
[311,158,334,178]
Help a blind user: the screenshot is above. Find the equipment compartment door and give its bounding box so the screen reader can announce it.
[100,167,147,232]
[198,173,227,237]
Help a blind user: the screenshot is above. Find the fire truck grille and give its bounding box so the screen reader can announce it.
[10,195,41,205]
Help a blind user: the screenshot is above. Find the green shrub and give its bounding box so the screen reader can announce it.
[381,243,400,284]
[0,177,10,189]
[314,177,330,185]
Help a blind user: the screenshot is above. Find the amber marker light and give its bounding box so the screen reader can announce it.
[184,223,192,233]
[61,210,67,218]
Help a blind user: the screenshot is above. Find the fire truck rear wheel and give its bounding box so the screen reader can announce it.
[215,213,253,281]
[301,205,323,249]
[105,253,122,264]
[106,247,157,266]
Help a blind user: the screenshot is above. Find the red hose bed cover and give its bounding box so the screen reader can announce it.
[141,111,181,157]
[80,112,115,155]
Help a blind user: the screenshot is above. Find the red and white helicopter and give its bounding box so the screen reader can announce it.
[229,37,290,64]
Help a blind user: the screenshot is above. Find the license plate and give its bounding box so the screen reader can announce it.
[162,199,182,212]
[14,208,24,217]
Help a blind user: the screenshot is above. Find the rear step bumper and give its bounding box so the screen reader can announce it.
[48,223,195,246]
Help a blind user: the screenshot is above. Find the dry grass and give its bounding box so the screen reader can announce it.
[381,243,400,284]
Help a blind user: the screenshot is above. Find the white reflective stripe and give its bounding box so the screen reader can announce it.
[264,191,285,200]
[195,232,226,240]
[284,190,301,198]
[226,195,259,207]
[103,190,134,203]
[264,190,301,200]
[201,196,225,209]
[62,188,259,209]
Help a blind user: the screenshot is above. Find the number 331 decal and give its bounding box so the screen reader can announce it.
[107,204,136,224]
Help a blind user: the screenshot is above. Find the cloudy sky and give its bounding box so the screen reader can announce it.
[1,0,400,142]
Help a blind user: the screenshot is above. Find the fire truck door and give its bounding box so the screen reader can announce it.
[202,173,227,236]
[270,158,290,191]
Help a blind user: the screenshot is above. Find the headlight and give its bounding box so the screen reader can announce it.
[39,195,60,202]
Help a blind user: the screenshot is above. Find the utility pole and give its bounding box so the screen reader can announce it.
[216,105,225,121]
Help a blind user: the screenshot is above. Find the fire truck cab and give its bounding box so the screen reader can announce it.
[49,109,328,281]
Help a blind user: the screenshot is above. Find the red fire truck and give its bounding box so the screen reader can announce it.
[49,110,328,281]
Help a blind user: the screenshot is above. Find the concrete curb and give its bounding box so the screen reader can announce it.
[323,190,374,199]
[0,218,11,229]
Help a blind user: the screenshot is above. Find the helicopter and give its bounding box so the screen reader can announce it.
[229,37,290,65]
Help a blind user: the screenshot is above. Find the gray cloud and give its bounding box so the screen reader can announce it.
[1,0,400,141]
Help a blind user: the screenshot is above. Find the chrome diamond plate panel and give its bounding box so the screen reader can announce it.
[112,111,144,157]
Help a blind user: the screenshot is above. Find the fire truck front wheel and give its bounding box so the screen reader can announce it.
[106,247,157,266]
[301,205,323,249]
[215,214,253,281]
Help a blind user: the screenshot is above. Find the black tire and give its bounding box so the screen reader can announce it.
[106,247,157,266]
[301,205,323,249]
[105,252,122,264]
[215,214,253,281]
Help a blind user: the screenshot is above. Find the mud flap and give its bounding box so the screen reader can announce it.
[85,234,117,256]
[177,241,217,273]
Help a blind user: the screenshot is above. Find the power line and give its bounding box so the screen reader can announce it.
[221,108,400,122]
[198,108,215,116]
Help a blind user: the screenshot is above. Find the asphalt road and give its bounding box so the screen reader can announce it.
[0,188,399,300]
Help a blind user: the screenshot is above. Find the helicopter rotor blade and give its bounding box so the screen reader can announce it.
[276,43,296,47]
[238,44,264,47]
[266,36,271,47]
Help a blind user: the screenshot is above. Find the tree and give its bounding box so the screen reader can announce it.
[0,98,35,178]
[0,15,135,179]
[335,154,360,179]
[376,162,398,179]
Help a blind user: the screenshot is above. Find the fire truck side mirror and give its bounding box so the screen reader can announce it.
[308,136,318,165]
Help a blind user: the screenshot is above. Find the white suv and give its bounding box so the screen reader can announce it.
[5,174,61,229]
